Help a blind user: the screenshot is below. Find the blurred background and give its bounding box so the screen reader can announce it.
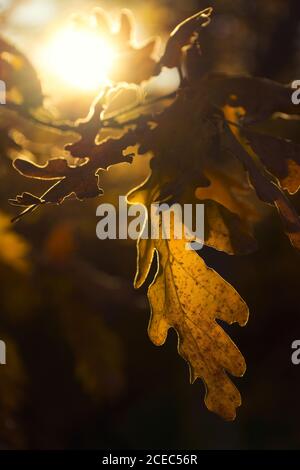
[0,0,300,450]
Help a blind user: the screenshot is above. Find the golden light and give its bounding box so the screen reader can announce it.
[41,25,115,92]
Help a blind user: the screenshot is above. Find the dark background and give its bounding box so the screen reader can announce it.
[0,0,300,449]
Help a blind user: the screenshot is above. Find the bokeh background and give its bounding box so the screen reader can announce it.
[0,0,300,450]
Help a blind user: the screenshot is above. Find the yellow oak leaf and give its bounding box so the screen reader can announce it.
[134,229,248,420]
[128,186,248,420]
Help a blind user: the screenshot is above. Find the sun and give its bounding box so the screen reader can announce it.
[41,25,115,92]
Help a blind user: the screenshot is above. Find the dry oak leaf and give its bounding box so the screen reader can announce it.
[200,200,257,256]
[244,131,300,195]
[195,159,262,255]
[128,187,248,420]
[10,157,102,221]
[10,127,137,220]
[12,157,101,202]
[93,8,158,84]
[157,7,213,71]
[222,121,300,250]
[205,74,300,123]
[135,228,248,420]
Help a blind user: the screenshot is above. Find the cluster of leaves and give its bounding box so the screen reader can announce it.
[3,7,300,420]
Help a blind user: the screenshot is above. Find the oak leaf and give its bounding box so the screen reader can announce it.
[157,8,212,72]
[128,184,248,420]
[93,8,158,84]
[221,114,300,250]
[244,131,300,195]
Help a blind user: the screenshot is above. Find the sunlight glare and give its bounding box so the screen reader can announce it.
[42,26,115,91]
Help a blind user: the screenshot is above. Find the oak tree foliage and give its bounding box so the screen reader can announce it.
[2,7,300,420]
